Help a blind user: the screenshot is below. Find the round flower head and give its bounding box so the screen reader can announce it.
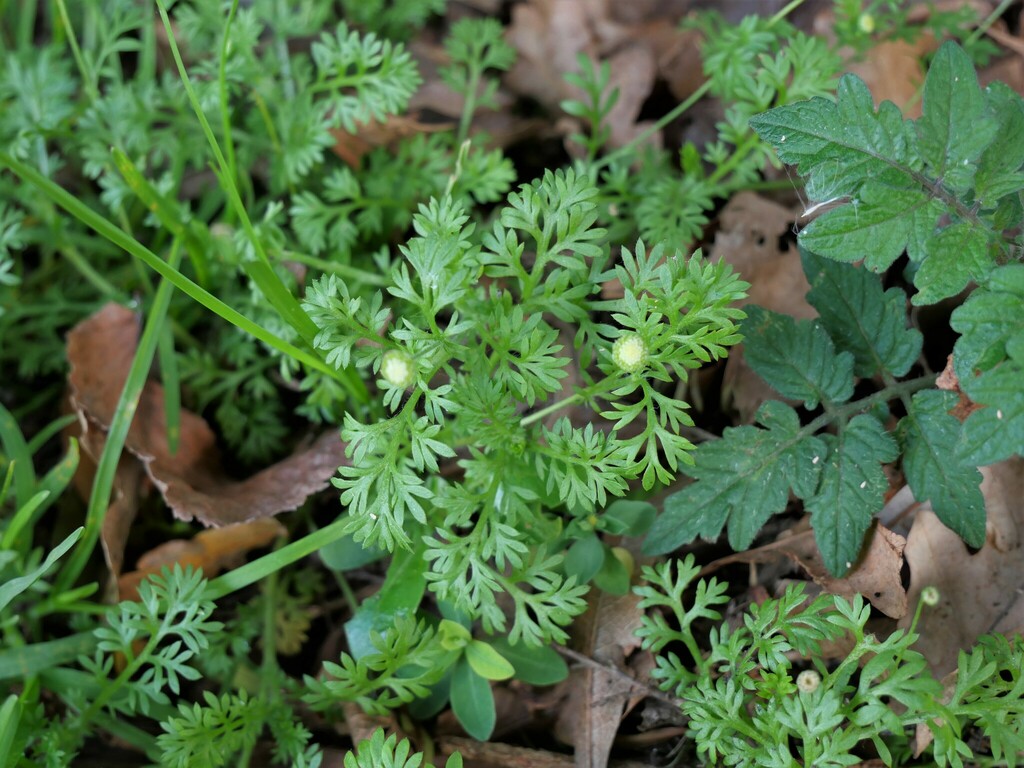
[858,13,876,33]
[613,333,648,373]
[380,349,416,389]
[796,669,821,694]
[921,586,941,607]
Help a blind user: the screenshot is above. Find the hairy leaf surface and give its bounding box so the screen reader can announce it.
[802,249,921,377]
[743,306,854,408]
[899,390,985,546]
[645,402,825,556]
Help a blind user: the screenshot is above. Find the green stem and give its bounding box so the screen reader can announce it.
[153,0,321,346]
[218,0,241,208]
[52,0,99,103]
[205,516,350,602]
[282,249,390,287]
[457,65,482,145]
[768,0,807,26]
[800,375,937,439]
[60,244,125,299]
[0,149,359,392]
[520,376,621,428]
[593,80,712,174]
[967,0,1015,45]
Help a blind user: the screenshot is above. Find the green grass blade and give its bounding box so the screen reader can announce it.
[0,632,98,681]
[111,147,211,287]
[157,327,181,455]
[0,149,365,397]
[55,243,183,592]
[205,514,351,601]
[0,402,34,508]
[154,0,318,343]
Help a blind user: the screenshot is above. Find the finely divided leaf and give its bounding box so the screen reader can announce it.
[803,249,922,377]
[917,41,998,193]
[800,182,933,271]
[644,401,825,556]
[743,306,854,408]
[899,390,985,546]
[806,414,897,576]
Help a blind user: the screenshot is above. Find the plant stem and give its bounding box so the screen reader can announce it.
[457,64,482,146]
[593,80,712,174]
[52,0,99,103]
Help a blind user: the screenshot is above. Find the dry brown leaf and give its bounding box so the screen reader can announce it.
[845,38,932,118]
[555,591,644,768]
[900,458,1024,675]
[505,0,676,153]
[712,192,813,422]
[329,114,452,167]
[936,353,983,422]
[701,519,908,618]
[66,303,347,529]
[118,518,285,600]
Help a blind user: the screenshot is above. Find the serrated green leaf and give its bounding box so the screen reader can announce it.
[912,222,994,306]
[750,72,914,198]
[975,82,1024,206]
[487,637,568,685]
[956,363,1024,466]
[450,656,495,740]
[743,306,855,408]
[951,264,1024,383]
[917,41,998,192]
[800,182,932,272]
[465,640,515,681]
[644,401,826,555]
[802,248,922,377]
[899,390,985,546]
[806,415,898,576]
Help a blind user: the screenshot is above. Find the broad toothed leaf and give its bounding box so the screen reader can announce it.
[899,390,985,546]
[805,415,897,576]
[742,306,854,409]
[644,401,825,556]
[802,248,922,377]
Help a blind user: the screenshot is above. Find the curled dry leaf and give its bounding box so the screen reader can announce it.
[66,303,348,534]
[700,519,908,618]
[712,192,813,422]
[900,458,1024,675]
[555,590,645,768]
[330,114,453,167]
[505,0,700,152]
[118,518,285,601]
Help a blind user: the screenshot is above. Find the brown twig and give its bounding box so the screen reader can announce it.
[556,645,683,709]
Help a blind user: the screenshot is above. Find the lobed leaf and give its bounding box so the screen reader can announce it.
[743,306,855,409]
[802,248,921,377]
[899,390,985,546]
[644,401,825,555]
[805,414,897,576]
